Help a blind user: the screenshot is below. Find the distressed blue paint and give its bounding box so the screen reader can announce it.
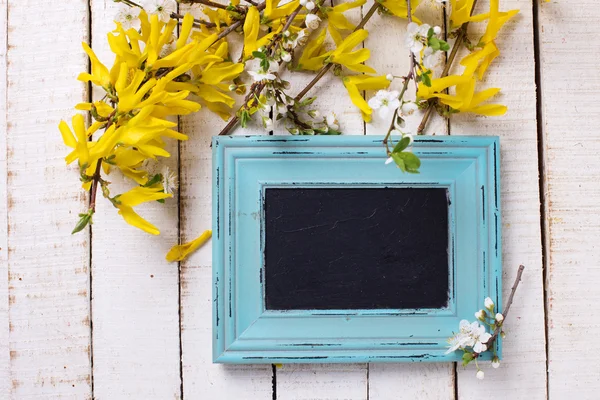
[212,135,502,364]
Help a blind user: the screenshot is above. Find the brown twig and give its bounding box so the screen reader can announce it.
[294,1,381,102]
[474,264,525,357]
[416,0,479,134]
[181,0,230,10]
[211,2,266,44]
[170,12,218,28]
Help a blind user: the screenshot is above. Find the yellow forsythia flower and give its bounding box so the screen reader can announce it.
[243,6,279,58]
[449,0,490,28]
[417,75,507,116]
[342,75,391,121]
[114,186,173,235]
[321,0,365,45]
[297,28,329,71]
[166,230,212,262]
[327,29,376,74]
[380,0,421,22]
[264,0,300,25]
[78,43,112,88]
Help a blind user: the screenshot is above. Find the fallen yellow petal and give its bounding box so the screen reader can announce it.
[166,230,212,262]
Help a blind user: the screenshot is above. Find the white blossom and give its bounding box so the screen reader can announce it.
[115,6,141,30]
[405,22,425,54]
[445,320,492,354]
[492,357,500,369]
[325,112,339,131]
[476,370,485,380]
[367,90,400,118]
[305,1,316,10]
[401,102,419,116]
[495,313,504,323]
[144,0,176,23]
[433,25,442,35]
[305,14,321,30]
[386,74,394,81]
[422,47,441,70]
[248,71,277,82]
[281,51,292,62]
[299,0,308,5]
[475,309,486,321]
[385,157,394,165]
[485,297,495,311]
[161,166,178,195]
[263,117,274,130]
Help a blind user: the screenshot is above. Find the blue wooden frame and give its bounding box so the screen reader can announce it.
[212,135,501,364]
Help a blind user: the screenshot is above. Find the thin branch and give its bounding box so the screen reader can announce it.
[170,12,218,28]
[181,0,230,10]
[474,265,525,358]
[294,1,381,102]
[212,2,266,44]
[417,0,479,134]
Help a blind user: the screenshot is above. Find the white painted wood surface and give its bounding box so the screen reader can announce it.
[0,0,9,397]
[0,0,596,398]
[538,1,600,399]
[4,1,92,398]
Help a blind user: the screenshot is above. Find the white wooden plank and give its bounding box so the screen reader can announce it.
[365,2,454,398]
[88,2,182,398]
[451,0,546,398]
[274,2,368,396]
[178,3,273,398]
[0,0,9,396]
[5,0,92,398]
[538,1,600,398]
[277,364,367,400]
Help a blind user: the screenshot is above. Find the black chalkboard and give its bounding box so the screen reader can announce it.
[264,187,450,310]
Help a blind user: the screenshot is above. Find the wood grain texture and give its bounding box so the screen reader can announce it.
[451,1,547,398]
[0,0,9,396]
[365,2,455,399]
[89,2,182,398]
[538,1,600,398]
[178,3,273,398]
[5,0,92,398]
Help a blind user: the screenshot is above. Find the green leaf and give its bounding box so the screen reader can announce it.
[397,152,421,173]
[427,27,434,38]
[252,51,266,59]
[72,211,93,234]
[391,153,406,172]
[392,137,411,153]
[462,352,475,366]
[439,40,450,51]
[428,36,441,51]
[421,71,432,87]
[143,173,162,188]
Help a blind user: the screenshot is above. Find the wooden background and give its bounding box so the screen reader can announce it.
[0,0,596,398]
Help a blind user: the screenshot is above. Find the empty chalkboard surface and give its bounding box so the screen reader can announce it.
[264,187,450,310]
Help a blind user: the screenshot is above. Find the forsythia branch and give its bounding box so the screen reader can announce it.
[417,0,479,134]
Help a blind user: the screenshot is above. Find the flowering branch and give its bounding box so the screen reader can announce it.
[473,264,525,358]
[293,1,381,102]
[417,0,479,135]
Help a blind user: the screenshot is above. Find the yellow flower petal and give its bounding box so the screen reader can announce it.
[165,230,212,262]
